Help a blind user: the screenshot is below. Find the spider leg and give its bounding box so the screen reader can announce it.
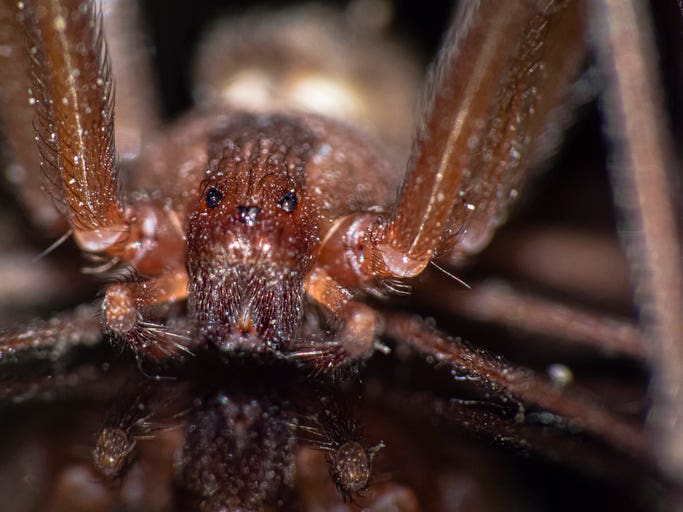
[19,0,130,253]
[303,267,380,363]
[0,0,158,235]
[310,0,589,367]
[592,0,683,490]
[377,387,654,485]
[100,0,159,165]
[326,1,587,287]
[380,310,652,465]
[94,379,187,480]
[0,351,127,405]
[0,1,63,230]
[0,303,101,364]
[415,275,645,361]
[294,393,383,501]
[101,271,191,361]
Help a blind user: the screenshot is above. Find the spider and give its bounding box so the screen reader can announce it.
[0,0,680,510]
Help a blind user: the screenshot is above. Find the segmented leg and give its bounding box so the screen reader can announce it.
[93,379,186,480]
[20,0,130,252]
[294,393,384,500]
[380,311,651,463]
[377,388,651,483]
[0,0,158,233]
[12,0,193,360]
[414,275,645,360]
[346,1,586,283]
[0,304,100,364]
[304,267,380,362]
[592,0,683,487]
[101,0,159,164]
[0,0,62,230]
[102,271,192,360]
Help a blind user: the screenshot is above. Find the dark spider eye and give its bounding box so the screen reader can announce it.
[278,190,298,213]
[205,187,223,208]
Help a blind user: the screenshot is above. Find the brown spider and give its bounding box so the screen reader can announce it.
[0,0,681,510]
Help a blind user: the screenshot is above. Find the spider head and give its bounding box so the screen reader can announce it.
[185,114,321,352]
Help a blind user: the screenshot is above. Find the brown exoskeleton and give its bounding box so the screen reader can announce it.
[1,0,680,509]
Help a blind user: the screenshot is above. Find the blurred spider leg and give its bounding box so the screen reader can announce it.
[357,0,586,282]
[0,1,63,230]
[0,304,101,364]
[101,0,159,164]
[20,0,132,254]
[381,311,652,463]
[449,226,633,303]
[0,249,91,317]
[592,0,683,485]
[102,270,191,361]
[443,0,587,260]
[415,275,645,361]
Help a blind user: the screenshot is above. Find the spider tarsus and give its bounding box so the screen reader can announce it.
[287,302,379,377]
[93,380,186,480]
[93,387,150,480]
[103,283,137,336]
[298,395,382,500]
[93,426,136,480]
[330,440,384,500]
[103,283,193,362]
[337,302,379,360]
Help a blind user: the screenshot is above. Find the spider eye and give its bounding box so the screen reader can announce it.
[278,190,298,213]
[205,187,223,208]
